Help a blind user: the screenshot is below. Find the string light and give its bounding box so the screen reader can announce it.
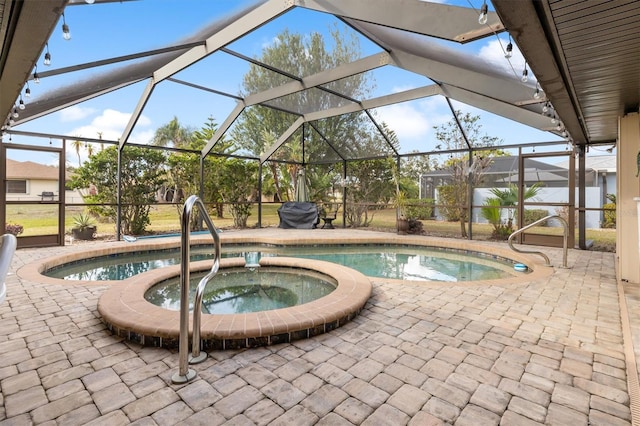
[478,1,488,25]
[12,107,19,119]
[24,82,31,98]
[542,102,549,114]
[44,43,51,66]
[33,65,40,84]
[18,96,25,110]
[533,83,542,100]
[505,36,513,59]
[62,13,71,40]
[521,63,529,83]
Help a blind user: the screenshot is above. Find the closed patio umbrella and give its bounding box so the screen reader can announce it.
[295,169,309,202]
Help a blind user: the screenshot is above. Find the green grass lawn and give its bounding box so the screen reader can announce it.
[5,203,616,251]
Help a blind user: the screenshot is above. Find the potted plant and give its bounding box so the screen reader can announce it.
[394,190,410,234]
[71,212,97,240]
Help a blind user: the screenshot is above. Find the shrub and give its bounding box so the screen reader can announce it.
[602,202,616,228]
[405,198,434,220]
[524,209,548,226]
[5,223,23,236]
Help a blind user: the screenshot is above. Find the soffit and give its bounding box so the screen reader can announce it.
[0,0,67,122]
[494,0,640,146]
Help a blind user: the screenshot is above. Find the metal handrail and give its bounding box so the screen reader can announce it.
[171,195,220,384]
[508,214,569,268]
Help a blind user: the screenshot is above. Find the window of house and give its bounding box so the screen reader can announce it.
[6,180,27,194]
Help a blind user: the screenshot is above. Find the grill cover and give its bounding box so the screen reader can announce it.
[277,202,319,229]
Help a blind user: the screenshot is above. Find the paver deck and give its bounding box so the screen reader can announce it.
[0,228,636,425]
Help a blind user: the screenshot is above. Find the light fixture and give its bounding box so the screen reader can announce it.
[33,65,40,84]
[551,114,558,125]
[556,122,563,131]
[43,43,51,66]
[25,82,31,98]
[478,1,488,25]
[533,83,542,100]
[12,107,19,119]
[521,64,529,83]
[505,39,513,59]
[542,102,549,113]
[85,0,95,3]
[62,13,71,40]
[19,96,25,110]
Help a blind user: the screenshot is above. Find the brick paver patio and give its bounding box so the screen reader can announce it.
[0,229,635,425]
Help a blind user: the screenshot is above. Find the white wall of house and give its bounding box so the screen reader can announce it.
[434,187,603,229]
[6,178,57,201]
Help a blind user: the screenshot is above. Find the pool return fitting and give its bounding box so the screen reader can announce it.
[172,195,221,384]
[508,214,569,269]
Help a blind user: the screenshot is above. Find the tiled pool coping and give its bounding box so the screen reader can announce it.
[16,232,552,350]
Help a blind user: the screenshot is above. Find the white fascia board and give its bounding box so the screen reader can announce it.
[202,102,245,156]
[299,0,502,43]
[260,117,305,163]
[245,53,392,106]
[153,0,294,83]
[303,84,441,122]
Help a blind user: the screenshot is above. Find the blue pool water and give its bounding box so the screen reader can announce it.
[45,244,519,282]
[144,267,336,314]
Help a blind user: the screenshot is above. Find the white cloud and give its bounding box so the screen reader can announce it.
[478,38,530,79]
[65,108,153,165]
[376,97,451,147]
[60,105,96,122]
[261,36,280,50]
[379,103,431,140]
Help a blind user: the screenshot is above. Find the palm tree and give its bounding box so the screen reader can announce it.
[481,182,543,239]
[152,117,193,203]
[70,139,83,167]
[152,117,192,148]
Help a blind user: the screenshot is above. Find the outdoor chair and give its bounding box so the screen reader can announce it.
[0,233,17,305]
[319,203,340,229]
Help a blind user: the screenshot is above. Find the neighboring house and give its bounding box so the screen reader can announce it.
[419,155,616,229]
[5,159,82,203]
[419,156,571,199]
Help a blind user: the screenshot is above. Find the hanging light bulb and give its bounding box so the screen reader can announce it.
[551,114,558,125]
[478,1,488,25]
[25,83,31,98]
[43,43,51,66]
[12,107,19,119]
[521,64,529,83]
[542,102,549,113]
[19,96,25,110]
[62,13,71,40]
[505,40,513,59]
[533,83,542,100]
[556,122,563,131]
[33,65,40,84]
[562,131,568,138]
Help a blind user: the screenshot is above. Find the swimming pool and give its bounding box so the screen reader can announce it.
[21,231,550,350]
[145,267,337,314]
[44,243,521,282]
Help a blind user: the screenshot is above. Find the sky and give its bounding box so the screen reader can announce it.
[3,0,577,167]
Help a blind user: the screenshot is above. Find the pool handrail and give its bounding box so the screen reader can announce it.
[0,233,17,305]
[172,195,220,384]
[508,214,568,268]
